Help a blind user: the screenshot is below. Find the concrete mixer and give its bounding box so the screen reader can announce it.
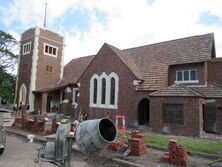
[35,118,117,167]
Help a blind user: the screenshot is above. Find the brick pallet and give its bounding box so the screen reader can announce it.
[128,130,147,156]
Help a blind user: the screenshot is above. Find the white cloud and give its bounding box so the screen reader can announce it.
[2,0,222,65]
[63,0,222,64]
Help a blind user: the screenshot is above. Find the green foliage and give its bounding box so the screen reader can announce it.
[0,66,16,102]
[0,30,18,69]
[0,30,18,102]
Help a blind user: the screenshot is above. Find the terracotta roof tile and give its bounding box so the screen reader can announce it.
[33,80,69,93]
[150,82,222,98]
[150,84,202,97]
[125,33,214,90]
[188,82,222,98]
[63,55,95,83]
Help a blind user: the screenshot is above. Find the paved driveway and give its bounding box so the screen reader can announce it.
[0,134,122,167]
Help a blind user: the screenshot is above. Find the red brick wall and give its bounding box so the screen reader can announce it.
[168,62,205,86]
[78,44,151,126]
[208,61,222,85]
[35,29,63,89]
[150,96,200,136]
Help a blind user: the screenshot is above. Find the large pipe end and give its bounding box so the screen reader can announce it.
[98,118,117,142]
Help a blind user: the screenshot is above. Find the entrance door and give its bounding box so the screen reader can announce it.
[203,103,216,132]
[138,98,150,125]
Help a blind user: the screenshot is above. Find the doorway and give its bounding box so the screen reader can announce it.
[203,103,217,133]
[138,98,150,125]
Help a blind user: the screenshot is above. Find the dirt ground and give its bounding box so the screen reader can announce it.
[99,147,220,167]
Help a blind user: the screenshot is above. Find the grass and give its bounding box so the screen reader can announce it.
[118,132,222,154]
[145,134,222,154]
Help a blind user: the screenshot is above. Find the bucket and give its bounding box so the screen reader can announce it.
[27,134,34,143]
[75,118,117,155]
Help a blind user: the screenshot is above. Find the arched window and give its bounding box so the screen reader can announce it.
[89,72,119,109]
[101,78,106,104]
[93,78,98,104]
[19,84,27,105]
[21,87,26,102]
[110,77,115,105]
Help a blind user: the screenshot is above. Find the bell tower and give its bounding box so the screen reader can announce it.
[15,27,65,111]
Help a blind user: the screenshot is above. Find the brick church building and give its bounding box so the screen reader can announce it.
[15,26,222,136]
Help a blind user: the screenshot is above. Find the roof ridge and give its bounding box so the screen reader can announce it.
[123,33,214,51]
[107,43,143,80]
[178,84,204,97]
[208,81,222,88]
[70,55,95,61]
[121,49,144,80]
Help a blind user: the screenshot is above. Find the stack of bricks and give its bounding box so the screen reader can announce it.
[33,116,45,132]
[161,139,188,166]
[128,130,147,156]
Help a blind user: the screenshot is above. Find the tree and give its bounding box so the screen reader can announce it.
[0,30,18,69]
[0,30,18,103]
[0,66,16,102]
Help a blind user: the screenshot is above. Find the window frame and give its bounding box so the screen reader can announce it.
[22,42,32,55]
[110,77,115,105]
[19,84,27,105]
[162,103,184,125]
[72,88,79,105]
[89,72,119,109]
[175,69,198,83]
[101,78,106,105]
[93,78,98,104]
[44,43,58,57]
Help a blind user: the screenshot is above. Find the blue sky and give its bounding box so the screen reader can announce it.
[0,0,222,65]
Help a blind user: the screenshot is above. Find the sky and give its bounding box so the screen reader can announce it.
[1,0,222,66]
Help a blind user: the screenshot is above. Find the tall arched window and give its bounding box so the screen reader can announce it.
[21,87,26,102]
[110,77,115,105]
[93,78,98,104]
[101,78,106,104]
[19,84,27,105]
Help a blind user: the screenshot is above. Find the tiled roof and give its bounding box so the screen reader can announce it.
[150,82,222,98]
[124,33,214,90]
[63,55,95,83]
[188,82,222,98]
[33,80,69,93]
[150,84,202,97]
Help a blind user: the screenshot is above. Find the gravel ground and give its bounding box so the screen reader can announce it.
[121,149,212,167]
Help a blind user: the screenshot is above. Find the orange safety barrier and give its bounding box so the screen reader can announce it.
[115,115,126,137]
